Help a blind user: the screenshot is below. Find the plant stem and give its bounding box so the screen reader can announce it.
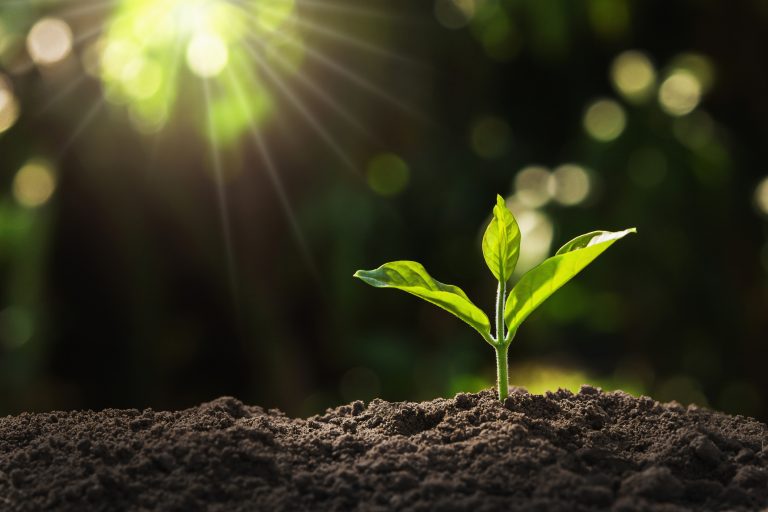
[495,342,509,401]
[495,280,508,400]
[495,281,505,343]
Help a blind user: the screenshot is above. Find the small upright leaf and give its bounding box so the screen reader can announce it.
[504,228,636,332]
[354,261,491,338]
[482,195,521,283]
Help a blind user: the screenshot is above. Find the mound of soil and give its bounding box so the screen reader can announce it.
[1,386,766,511]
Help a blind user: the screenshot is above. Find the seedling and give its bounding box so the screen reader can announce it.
[354,195,636,401]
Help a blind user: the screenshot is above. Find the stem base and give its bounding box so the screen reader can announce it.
[495,343,509,401]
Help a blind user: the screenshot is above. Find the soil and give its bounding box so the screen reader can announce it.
[1,386,766,511]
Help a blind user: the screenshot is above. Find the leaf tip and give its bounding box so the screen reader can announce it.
[495,194,506,208]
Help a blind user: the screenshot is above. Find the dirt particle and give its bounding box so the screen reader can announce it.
[76,438,91,454]
[720,485,755,507]
[152,453,174,473]
[9,469,24,488]
[199,396,248,420]
[386,404,444,436]
[389,471,419,491]
[576,485,613,506]
[509,386,529,395]
[341,419,357,433]
[731,465,767,488]
[129,418,152,432]
[292,471,312,490]
[454,392,474,410]
[620,466,684,500]
[684,478,724,502]
[579,384,600,395]
[547,388,575,400]
[735,448,755,464]
[351,400,365,416]
[583,403,609,429]
[691,434,723,465]
[665,401,685,412]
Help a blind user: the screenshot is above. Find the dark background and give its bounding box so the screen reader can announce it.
[1,0,767,419]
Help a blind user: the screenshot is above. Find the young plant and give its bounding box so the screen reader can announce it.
[354,195,636,401]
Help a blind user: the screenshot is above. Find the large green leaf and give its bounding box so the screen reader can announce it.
[354,261,491,338]
[504,228,636,332]
[482,195,521,283]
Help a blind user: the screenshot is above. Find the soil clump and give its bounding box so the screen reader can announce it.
[1,386,766,511]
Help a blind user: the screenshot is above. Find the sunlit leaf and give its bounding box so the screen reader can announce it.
[354,261,491,338]
[504,228,636,332]
[481,195,521,283]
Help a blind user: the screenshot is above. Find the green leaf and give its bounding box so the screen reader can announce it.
[354,261,491,338]
[482,195,521,284]
[504,228,636,332]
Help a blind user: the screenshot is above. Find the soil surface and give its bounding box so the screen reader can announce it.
[1,386,766,511]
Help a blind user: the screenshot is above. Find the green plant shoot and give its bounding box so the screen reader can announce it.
[354,195,636,401]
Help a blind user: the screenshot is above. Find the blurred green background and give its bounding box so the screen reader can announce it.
[1,0,767,420]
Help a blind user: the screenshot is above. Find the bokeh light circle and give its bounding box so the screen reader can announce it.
[26,18,73,66]
[755,176,768,216]
[670,53,715,93]
[367,153,410,197]
[515,166,552,208]
[186,33,229,78]
[659,70,702,116]
[503,197,554,275]
[13,160,57,208]
[583,99,626,142]
[0,77,20,134]
[550,164,591,206]
[610,50,656,102]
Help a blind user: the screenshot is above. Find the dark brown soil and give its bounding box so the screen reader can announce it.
[1,386,766,511]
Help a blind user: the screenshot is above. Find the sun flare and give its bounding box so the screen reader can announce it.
[98,0,303,141]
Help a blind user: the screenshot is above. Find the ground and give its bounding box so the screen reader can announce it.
[0,386,766,511]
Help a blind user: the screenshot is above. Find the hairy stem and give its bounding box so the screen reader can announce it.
[495,342,509,401]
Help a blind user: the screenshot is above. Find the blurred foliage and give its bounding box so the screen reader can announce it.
[0,0,767,421]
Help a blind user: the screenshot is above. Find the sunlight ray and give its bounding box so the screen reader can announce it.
[9,60,37,76]
[297,0,401,20]
[241,38,361,174]
[225,65,320,281]
[53,0,118,20]
[0,0,78,7]
[292,38,429,122]
[69,18,109,47]
[56,95,104,158]
[66,7,141,58]
[65,0,141,49]
[146,25,187,170]
[34,73,89,118]
[242,30,427,124]
[203,77,240,311]
[233,0,423,68]
[244,23,377,143]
